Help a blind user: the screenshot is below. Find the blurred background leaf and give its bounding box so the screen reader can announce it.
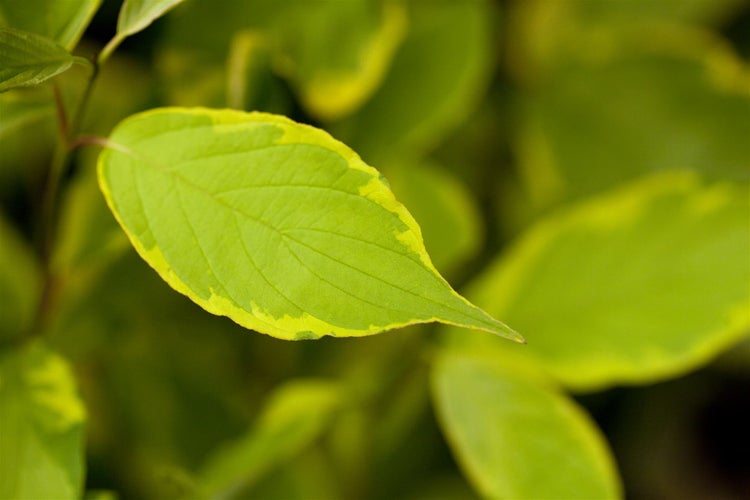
[432,352,621,499]
[0,0,101,49]
[332,0,496,166]
[0,343,86,499]
[442,172,750,390]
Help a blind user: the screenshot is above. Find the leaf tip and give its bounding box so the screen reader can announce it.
[494,323,526,344]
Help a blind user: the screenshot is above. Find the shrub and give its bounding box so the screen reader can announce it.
[1,0,748,498]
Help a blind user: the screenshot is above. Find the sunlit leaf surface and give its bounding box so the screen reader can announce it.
[98,107,521,341]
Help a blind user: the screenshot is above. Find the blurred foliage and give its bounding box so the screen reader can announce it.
[1,0,748,498]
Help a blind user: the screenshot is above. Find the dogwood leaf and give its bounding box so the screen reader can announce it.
[97,107,522,342]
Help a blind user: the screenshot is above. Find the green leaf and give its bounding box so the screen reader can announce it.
[270,0,406,120]
[0,0,101,49]
[97,107,521,341]
[516,47,750,206]
[0,27,74,92]
[199,379,340,497]
[334,0,494,165]
[444,171,750,390]
[431,353,621,499]
[432,353,620,498]
[100,0,186,62]
[118,0,186,37]
[0,212,41,342]
[0,343,86,499]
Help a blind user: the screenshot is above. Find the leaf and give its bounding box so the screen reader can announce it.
[199,379,340,497]
[516,47,750,206]
[0,27,74,92]
[431,353,621,499]
[100,0,186,62]
[117,0,187,39]
[0,212,41,342]
[443,172,750,390]
[333,0,494,165]
[0,343,86,499]
[0,0,101,49]
[508,0,746,80]
[97,107,521,341]
[270,0,407,120]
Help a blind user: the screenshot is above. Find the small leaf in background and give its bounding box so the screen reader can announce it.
[0,0,101,49]
[99,0,187,62]
[97,107,521,341]
[0,212,41,342]
[198,379,340,497]
[117,0,186,39]
[0,27,74,92]
[444,172,750,390]
[334,0,495,165]
[431,353,621,499]
[0,344,86,499]
[271,0,407,121]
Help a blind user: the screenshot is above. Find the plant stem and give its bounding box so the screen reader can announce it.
[70,59,99,140]
[52,83,70,140]
[98,34,123,65]
[30,55,102,339]
[39,85,72,261]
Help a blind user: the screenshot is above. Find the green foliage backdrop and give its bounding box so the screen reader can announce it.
[1,0,748,498]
